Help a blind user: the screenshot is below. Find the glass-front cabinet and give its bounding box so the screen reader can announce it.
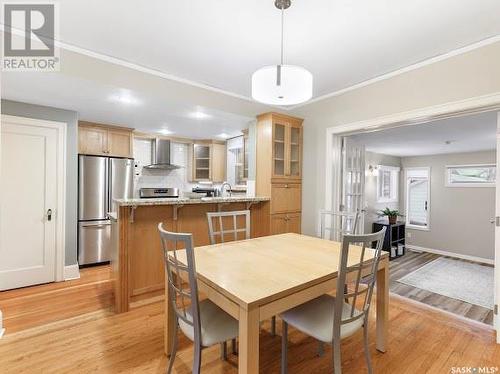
[193,144,211,180]
[272,120,302,180]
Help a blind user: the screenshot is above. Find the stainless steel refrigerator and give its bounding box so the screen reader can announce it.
[78,155,133,265]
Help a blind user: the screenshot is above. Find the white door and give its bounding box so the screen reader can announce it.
[340,137,365,233]
[0,117,59,290]
[495,111,500,342]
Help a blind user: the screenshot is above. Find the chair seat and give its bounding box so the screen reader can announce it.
[280,294,364,343]
[178,299,238,347]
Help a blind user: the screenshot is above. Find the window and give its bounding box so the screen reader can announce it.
[446,164,496,187]
[405,168,430,230]
[377,165,399,203]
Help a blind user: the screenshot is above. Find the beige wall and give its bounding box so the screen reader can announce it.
[401,150,496,261]
[290,40,500,237]
[364,152,401,233]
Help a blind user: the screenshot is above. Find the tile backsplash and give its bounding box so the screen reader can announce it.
[133,139,196,197]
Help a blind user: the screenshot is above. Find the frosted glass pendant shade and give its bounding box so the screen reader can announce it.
[251,64,313,105]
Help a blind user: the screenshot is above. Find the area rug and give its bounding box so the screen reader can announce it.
[397,257,494,309]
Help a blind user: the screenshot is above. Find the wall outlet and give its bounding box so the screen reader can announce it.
[407,232,412,239]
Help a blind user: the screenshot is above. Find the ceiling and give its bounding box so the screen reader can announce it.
[350,111,498,157]
[1,1,500,138]
[1,72,254,139]
[55,0,500,100]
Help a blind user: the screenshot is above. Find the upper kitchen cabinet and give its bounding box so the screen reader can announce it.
[79,122,133,158]
[256,113,303,183]
[190,141,225,182]
[271,115,302,181]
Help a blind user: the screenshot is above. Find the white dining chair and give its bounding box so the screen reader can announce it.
[319,210,360,242]
[280,227,387,374]
[206,210,277,340]
[158,223,239,374]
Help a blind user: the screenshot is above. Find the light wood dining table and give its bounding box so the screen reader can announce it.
[164,233,389,374]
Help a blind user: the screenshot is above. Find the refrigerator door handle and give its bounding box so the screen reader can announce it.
[81,222,112,228]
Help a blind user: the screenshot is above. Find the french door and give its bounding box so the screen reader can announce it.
[338,137,365,235]
[495,112,500,342]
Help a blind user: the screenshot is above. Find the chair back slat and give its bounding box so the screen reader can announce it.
[319,210,360,241]
[207,210,251,244]
[158,223,201,344]
[333,227,386,334]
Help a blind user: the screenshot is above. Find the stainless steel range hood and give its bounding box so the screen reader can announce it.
[144,138,182,170]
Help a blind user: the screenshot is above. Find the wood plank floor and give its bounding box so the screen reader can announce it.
[389,250,494,325]
[0,262,499,373]
[0,265,113,333]
[0,293,498,373]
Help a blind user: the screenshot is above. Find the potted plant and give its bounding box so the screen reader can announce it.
[378,207,402,225]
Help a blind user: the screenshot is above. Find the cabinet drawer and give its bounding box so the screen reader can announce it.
[271,183,301,213]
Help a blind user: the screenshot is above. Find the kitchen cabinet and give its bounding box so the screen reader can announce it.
[191,141,226,182]
[272,118,302,181]
[79,122,133,158]
[270,212,301,235]
[271,183,301,213]
[255,112,303,235]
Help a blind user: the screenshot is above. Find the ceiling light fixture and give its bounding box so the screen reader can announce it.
[252,0,313,106]
[158,128,173,136]
[217,133,230,139]
[189,111,212,120]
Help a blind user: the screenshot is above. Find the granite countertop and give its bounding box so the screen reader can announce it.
[114,196,270,207]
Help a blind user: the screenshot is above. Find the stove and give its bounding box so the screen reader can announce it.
[139,188,179,199]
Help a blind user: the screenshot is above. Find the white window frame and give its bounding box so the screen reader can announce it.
[405,167,431,231]
[376,165,400,203]
[445,163,496,188]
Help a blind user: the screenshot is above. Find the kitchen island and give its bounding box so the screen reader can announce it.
[111,196,270,313]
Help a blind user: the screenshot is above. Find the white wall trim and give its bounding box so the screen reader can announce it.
[64,264,81,281]
[406,244,494,265]
[0,309,5,338]
[293,34,500,109]
[0,114,67,283]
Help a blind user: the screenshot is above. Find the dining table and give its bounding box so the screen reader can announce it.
[164,233,389,374]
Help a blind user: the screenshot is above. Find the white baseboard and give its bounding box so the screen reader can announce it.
[406,244,494,265]
[64,264,81,280]
[0,309,4,338]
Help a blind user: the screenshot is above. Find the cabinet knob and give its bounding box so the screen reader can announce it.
[285,184,288,188]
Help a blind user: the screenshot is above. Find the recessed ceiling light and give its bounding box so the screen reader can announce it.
[158,128,173,136]
[108,91,141,105]
[217,133,230,139]
[189,111,212,120]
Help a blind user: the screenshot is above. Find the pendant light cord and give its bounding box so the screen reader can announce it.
[280,5,284,66]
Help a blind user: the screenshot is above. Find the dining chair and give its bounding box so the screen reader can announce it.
[280,227,387,374]
[158,223,239,374]
[206,210,277,339]
[319,210,360,242]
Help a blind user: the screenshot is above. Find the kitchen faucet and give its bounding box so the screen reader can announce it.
[220,182,232,197]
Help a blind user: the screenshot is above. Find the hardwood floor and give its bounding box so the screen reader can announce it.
[0,265,113,333]
[0,293,498,373]
[389,250,494,325]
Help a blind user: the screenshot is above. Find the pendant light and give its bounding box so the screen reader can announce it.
[252,0,313,106]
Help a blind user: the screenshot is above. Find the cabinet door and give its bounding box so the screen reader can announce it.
[271,183,302,213]
[193,144,211,180]
[287,213,302,234]
[270,214,288,235]
[79,126,107,155]
[211,143,226,182]
[288,124,302,179]
[272,121,287,178]
[107,130,132,158]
